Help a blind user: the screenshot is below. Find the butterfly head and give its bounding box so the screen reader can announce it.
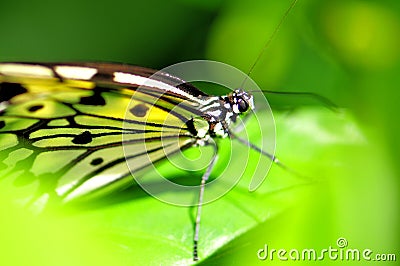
[229,89,254,115]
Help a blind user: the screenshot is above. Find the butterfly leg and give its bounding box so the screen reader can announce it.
[193,150,218,261]
[229,131,310,181]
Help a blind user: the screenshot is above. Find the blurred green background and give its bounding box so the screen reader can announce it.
[0,0,399,265]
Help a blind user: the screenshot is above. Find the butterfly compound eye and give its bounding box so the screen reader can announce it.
[237,98,249,113]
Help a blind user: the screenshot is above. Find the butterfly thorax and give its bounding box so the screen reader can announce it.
[195,89,254,142]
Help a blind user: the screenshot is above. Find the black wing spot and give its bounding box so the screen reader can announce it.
[93,72,114,81]
[28,104,44,112]
[0,82,28,102]
[79,92,106,106]
[130,104,149,118]
[0,120,5,129]
[185,118,198,136]
[90,157,103,166]
[72,131,93,144]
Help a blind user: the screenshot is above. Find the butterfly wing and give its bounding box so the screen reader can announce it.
[0,63,205,203]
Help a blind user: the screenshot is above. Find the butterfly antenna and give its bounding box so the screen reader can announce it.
[240,0,298,89]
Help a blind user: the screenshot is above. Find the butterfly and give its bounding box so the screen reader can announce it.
[0,61,280,259]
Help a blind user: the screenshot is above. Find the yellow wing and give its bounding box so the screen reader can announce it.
[0,63,206,204]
